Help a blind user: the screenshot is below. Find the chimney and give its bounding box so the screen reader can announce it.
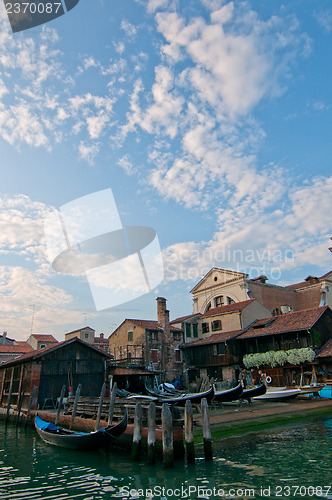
[100,333,104,339]
[157,297,169,329]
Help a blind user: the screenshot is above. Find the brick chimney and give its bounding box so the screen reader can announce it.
[157,297,176,382]
[157,297,169,329]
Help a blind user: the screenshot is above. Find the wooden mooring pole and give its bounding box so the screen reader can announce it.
[55,385,66,426]
[184,399,195,463]
[5,376,14,424]
[25,386,37,427]
[147,402,156,464]
[162,403,174,468]
[70,383,82,429]
[95,382,106,431]
[201,398,213,460]
[132,402,143,461]
[16,391,24,427]
[108,382,117,425]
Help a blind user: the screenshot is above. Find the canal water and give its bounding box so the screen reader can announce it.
[0,417,331,500]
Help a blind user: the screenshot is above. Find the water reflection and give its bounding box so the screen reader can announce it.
[0,418,331,499]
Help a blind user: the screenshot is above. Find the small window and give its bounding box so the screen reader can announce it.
[128,331,133,342]
[193,324,198,338]
[206,302,212,311]
[84,333,89,339]
[202,322,209,334]
[173,331,181,341]
[175,349,182,362]
[211,320,222,332]
[185,323,191,338]
[40,344,46,349]
[217,343,226,355]
[215,296,224,307]
[151,350,158,363]
[150,331,158,341]
[227,297,235,304]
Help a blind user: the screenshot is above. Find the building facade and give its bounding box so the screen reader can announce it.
[190,268,332,317]
[109,297,183,384]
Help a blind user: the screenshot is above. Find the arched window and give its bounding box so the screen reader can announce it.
[227,296,235,304]
[211,320,222,332]
[215,296,224,307]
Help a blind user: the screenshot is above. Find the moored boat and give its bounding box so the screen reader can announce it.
[240,383,266,399]
[253,388,301,401]
[158,386,214,406]
[213,383,243,402]
[35,410,127,450]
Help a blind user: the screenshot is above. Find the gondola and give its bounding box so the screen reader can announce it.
[240,383,266,399]
[158,386,214,406]
[213,383,243,402]
[35,410,127,450]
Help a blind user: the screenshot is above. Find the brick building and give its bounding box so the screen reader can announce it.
[109,297,183,383]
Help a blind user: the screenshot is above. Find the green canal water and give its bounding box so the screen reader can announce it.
[0,418,331,500]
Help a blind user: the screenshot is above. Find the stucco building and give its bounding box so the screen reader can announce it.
[191,268,332,316]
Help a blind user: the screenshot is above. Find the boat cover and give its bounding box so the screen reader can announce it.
[36,416,60,431]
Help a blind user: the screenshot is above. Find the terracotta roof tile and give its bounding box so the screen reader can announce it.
[238,306,329,339]
[0,344,33,353]
[200,299,255,318]
[30,334,58,343]
[170,313,201,324]
[182,330,243,347]
[316,339,332,358]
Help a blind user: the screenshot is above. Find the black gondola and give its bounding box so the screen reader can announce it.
[35,410,127,450]
[213,383,243,402]
[158,386,214,406]
[240,383,266,399]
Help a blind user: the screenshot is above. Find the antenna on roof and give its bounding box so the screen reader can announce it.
[29,304,35,335]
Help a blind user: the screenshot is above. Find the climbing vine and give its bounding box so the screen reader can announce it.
[243,347,316,369]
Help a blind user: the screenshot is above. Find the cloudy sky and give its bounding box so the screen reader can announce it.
[0,0,331,340]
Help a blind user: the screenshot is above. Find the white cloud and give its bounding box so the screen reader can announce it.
[117,154,136,175]
[121,19,137,37]
[78,141,100,165]
[0,194,91,339]
[314,10,332,33]
[163,173,332,283]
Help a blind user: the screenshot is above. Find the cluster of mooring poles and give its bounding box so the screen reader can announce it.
[131,397,213,468]
[6,380,213,467]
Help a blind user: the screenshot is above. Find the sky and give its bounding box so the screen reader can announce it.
[0,0,331,341]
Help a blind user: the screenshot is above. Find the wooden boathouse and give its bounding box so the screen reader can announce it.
[0,337,111,410]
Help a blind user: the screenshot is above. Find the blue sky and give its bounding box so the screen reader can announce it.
[0,0,331,341]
